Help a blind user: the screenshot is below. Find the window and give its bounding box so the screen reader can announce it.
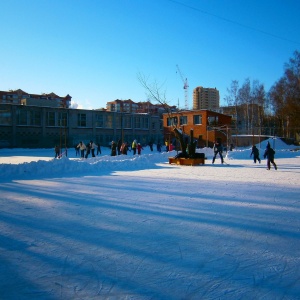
[123,115,132,128]
[180,116,187,125]
[106,114,113,128]
[17,110,28,125]
[58,112,68,127]
[208,116,218,125]
[95,114,104,127]
[47,112,56,126]
[0,108,11,125]
[193,115,202,125]
[77,113,86,127]
[142,117,149,129]
[135,116,141,128]
[167,117,178,126]
[29,111,41,126]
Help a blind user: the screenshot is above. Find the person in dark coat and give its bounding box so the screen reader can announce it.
[263,142,277,170]
[111,141,117,156]
[85,142,91,158]
[117,139,122,155]
[97,143,101,155]
[55,145,60,158]
[212,141,224,164]
[250,145,261,163]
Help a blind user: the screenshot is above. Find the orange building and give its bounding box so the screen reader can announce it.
[163,109,232,149]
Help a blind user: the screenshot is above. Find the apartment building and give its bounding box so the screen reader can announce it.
[193,87,220,111]
[0,89,72,108]
[106,99,177,115]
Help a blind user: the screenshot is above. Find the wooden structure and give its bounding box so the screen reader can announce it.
[168,157,205,166]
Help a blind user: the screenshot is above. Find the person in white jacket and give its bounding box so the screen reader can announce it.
[77,141,86,158]
[90,140,97,157]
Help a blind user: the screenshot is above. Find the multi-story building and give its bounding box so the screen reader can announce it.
[0,89,72,108]
[106,99,177,115]
[0,104,162,148]
[106,99,138,113]
[163,109,232,149]
[193,87,220,111]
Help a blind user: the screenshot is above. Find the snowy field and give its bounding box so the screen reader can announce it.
[0,139,300,299]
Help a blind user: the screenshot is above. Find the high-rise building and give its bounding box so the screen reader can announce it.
[193,86,219,111]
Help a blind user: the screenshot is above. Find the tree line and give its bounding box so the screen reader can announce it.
[224,50,300,141]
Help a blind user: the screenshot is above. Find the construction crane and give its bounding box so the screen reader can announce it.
[176,64,189,110]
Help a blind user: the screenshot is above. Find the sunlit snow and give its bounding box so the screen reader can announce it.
[0,138,299,299]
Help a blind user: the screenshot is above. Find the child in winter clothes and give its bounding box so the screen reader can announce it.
[137,143,143,155]
[263,142,277,170]
[250,145,261,163]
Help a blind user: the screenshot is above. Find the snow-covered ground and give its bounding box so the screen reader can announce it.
[0,139,300,299]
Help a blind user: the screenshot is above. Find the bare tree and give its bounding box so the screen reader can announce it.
[137,72,190,156]
[269,50,300,139]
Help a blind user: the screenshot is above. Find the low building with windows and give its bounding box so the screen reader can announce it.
[163,110,232,149]
[0,104,162,148]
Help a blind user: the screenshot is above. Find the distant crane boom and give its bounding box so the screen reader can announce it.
[176,64,189,110]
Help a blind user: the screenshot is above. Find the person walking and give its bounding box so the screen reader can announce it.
[263,142,277,170]
[250,145,261,163]
[77,141,86,158]
[212,141,224,164]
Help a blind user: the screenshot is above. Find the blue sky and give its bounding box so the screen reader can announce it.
[1,0,299,109]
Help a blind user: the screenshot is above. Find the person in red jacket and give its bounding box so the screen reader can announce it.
[137,143,143,155]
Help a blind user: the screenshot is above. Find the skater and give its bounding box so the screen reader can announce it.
[132,139,137,155]
[148,141,153,151]
[77,141,86,158]
[263,142,277,170]
[90,140,96,157]
[85,142,91,158]
[137,143,143,155]
[120,142,128,155]
[97,143,101,155]
[117,139,122,155]
[157,142,161,152]
[111,141,117,156]
[75,144,80,156]
[250,145,261,163]
[212,141,224,164]
[165,140,169,152]
[54,145,60,158]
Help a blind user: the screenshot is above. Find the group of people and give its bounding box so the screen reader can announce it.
[111,139,144,156]
[212,140,277,170]
[76,141,101,159]
[250,142,277,170]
